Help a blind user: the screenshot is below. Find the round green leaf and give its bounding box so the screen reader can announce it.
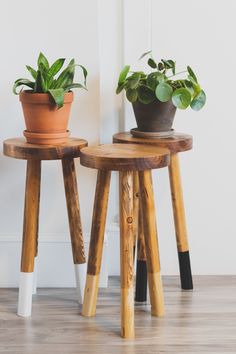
[118,65,130,85]
[147,58,157,69]
[190,90,206,111]
[126,88,138,103]
[155,83,173,102]
[128,73,141,89]
[138,86,155,104]
[172,88,191,109]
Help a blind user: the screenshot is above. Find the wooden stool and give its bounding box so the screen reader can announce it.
[113,132,194,302]
[3,138,88,317]
[80,143,170,338]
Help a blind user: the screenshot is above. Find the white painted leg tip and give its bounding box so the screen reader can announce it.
[74,263,87,304]
[17,272,34,318]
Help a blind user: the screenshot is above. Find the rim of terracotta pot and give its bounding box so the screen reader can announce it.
[24,130,70,139]
[19,90,73,104]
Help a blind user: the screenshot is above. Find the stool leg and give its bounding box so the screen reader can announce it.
[168,153,193,290]
[133,171,139,257]
[18,160,41,317]
[139,170,164,317]
[119,171,134,339]
[135,203,148,302]
[62,158,87,304]
[82,170,111,317]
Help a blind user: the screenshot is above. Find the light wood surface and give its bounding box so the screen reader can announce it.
[82,170,111,317]
[119,171,135,338]
[62,158,86,264]
[139,170,164,316]
[3,137,88,160]
[0,276,235,353]
[113,132,193,153]
[21,160,41,273]
[168,153,189,252]
[133,172,139,254]
[80,144,170,171]
[137,204,146,261]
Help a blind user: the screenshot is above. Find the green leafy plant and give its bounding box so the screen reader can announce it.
[116,51,206,111]
[13,52,88,108]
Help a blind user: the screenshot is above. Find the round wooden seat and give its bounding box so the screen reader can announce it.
[3,138,88,160]
[113,132,192,153]
[80,143,170,171]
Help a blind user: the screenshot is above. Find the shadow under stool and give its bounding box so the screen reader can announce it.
[113,132,194,302]
[80,143,170,338]
[3,137,88,317]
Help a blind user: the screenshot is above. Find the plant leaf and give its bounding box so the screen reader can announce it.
[148,58,157,69]
[64,83,87,92]
[139,50,152,60]
[118,65,130,85]
[54,59,75,89]
[155,83,173,102]
[78,65,88,86]
[187,66,198,84]
[126,88,138,103]
[127,72,141,89]
[26,65,37,80]
[48,58,65,78]
[137,86,156,104]
[190,90,206,111]
[116,82,126,94]
[34,70,45,93]
[37,52,49,70]
[172,88,191,109]
[13,79,34,94]
[48,88,65,108]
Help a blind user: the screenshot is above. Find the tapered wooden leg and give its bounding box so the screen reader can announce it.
[62,158,87,304]
[119,171,134,339]
[135,203,147,302]
[133,172,139,257]
[82,170,111,317]
[139,170,164,317]
[18,160,41,317]
[168,153,193,290]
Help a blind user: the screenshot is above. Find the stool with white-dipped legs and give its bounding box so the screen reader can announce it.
[3,137,88,317]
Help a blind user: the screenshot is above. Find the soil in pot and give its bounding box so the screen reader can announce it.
[20,91,73,144]
[132,99,176,133]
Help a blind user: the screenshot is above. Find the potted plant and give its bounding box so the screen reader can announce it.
[116,51,206,136]
[13,52,88,144]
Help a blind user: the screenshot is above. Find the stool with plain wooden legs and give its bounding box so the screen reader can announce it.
[113,132,194,302]
[80,143,170,339]
[3,137,88,317]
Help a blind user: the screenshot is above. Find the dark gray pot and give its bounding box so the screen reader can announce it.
[132,99,176,132]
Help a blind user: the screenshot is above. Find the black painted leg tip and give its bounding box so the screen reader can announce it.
[135,260,147,302]
[178,251,193,290]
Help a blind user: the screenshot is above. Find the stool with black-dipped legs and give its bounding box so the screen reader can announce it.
[113,132,194,301]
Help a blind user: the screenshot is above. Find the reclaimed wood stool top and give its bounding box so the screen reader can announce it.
[3,138,88,160]
[113,132,193,153]
[80,143,170,171]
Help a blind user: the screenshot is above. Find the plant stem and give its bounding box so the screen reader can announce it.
[167,70,187,79]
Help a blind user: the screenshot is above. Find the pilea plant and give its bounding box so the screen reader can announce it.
[13,52,87,108]
[116,51,206,111]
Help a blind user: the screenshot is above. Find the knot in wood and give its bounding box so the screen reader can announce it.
[127,216,133,224]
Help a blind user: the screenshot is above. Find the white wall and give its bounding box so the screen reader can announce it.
[0,0,235,287]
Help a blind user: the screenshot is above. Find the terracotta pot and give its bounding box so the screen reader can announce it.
[20,91,73,144]
[132,99,176,132]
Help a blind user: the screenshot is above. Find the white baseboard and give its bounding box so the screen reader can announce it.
[0,230,111,288]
